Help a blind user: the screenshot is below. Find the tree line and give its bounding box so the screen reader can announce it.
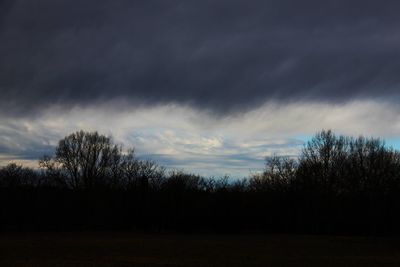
[1,129,400,235]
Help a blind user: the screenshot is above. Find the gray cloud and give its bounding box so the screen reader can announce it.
[0,120,54,160]
[1,101,400,176]
[1,0,400,115]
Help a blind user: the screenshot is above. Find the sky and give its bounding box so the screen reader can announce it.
[1,0,400,177]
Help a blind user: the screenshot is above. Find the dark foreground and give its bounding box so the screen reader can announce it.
[1,232,400,267]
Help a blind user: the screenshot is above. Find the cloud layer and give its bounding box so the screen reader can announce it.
[2,1,400,176]
[1,0,400,115]
[1,100,400,177]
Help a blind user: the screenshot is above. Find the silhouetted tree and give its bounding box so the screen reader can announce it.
[0,163,40,187]
[38,155,67,187]
[296,130,400,196]
[249,155,296,192]
[1,129,400,234]
[53,130,122,190]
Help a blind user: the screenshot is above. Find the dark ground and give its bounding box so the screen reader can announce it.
[0,232,400,267]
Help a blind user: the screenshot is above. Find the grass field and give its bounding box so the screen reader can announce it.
[1,232,400,266]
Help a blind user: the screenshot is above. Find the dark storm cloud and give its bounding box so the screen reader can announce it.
[1,0,400,115]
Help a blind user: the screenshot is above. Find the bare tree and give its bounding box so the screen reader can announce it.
[119,149,166,190]
[0,163,40,187]
[249,155,297,192]
[0,163,23,187]
[54,130,122,190]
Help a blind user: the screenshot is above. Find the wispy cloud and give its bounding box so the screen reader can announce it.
[1,100,400,176]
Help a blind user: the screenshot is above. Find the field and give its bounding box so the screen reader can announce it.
[1,232,400,267]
